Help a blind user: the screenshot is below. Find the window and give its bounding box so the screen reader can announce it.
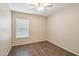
[16,18,29,38]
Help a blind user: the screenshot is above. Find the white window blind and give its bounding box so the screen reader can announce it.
[16,18,29,38]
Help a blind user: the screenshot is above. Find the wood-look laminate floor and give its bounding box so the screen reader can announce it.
[8,41,76,56]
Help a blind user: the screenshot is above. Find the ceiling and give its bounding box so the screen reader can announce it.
[8,3,76,16]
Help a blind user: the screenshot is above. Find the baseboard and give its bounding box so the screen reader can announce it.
[6,46,12,56]
[12,40,46,47]
[47,40,79,56]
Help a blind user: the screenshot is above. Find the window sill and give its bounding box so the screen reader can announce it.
[16,35,29,39]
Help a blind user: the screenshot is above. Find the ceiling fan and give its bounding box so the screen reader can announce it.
[27,3,53,11]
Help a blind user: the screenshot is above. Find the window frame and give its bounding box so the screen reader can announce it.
[16,18,30,39]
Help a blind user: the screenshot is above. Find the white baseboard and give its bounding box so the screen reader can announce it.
[6,46,12,56]
[12,40,46,46]
[47,40,79,56]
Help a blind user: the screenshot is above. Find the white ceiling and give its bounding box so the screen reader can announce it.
[8,3,76,16]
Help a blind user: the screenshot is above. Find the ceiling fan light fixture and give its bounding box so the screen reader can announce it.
[37,7,44,11]
[29,3,53,11]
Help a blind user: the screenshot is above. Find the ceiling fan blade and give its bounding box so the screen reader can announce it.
[46,5,53,7]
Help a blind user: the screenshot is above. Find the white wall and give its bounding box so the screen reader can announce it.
[0,4,11,56]
[47,5,79,55]
[11,11,47,46]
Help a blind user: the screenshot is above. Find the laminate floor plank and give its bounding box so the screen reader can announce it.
[8,41,76,56]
